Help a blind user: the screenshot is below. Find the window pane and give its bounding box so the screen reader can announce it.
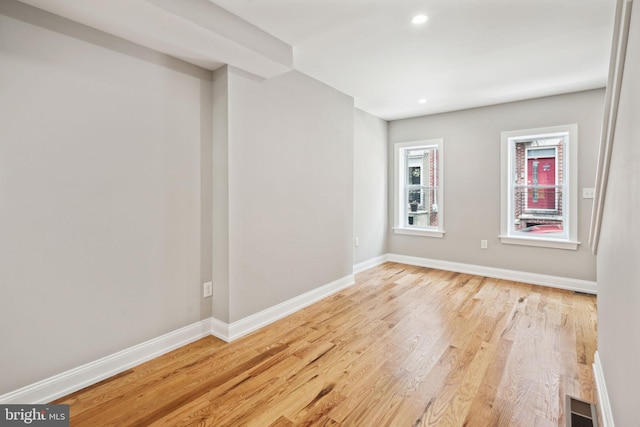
[512,137,564,237]
[396,139,443,236]
[408,166,421,185]
[403,146,439,228]
[500,125,576,248]
[527,148,555,158]
[512,185,564,236]
[406,186,438,227]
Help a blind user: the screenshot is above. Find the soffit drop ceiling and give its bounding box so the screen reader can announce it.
[14,0,293,78]
[15,0,616,120]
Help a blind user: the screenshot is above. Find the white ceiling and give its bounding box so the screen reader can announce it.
[16,0,616,120]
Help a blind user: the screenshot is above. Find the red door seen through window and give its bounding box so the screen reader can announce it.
[527,157,555,210]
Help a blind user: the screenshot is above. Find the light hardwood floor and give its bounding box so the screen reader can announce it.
[55,263,598,426]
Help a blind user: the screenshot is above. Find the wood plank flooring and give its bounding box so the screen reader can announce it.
[54,263,598,426]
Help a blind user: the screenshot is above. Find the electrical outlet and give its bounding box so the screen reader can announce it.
[480,240,488,249]
[203,282,213,298]
[354,237,359,247]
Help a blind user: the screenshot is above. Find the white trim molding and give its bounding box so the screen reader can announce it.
[0,274,356,404]
[498,235,580,251]
[500,124,579,251]
[211,273,355,342]
[227,274,354,341]
[386,253,597,294]
[393,139,445,237]
[590,0,634,255]
[393,228,445,238]
[593,351,615,427]
[353,254,389,274]
[0,319,212,405]
[352,253,596,293]
[0,261,594,405]
[210,317,231,342]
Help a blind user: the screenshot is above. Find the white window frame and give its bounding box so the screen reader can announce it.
[393,139,445,238]
[500,124,579,250]
[524,145,559,212]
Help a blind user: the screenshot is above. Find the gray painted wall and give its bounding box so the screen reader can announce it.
[212,66,231,323]
[213,67,354,323]
[388,90,603,281]
[354,109,388,264]
[0,0,355,394]
[597,3,640,425]
[0,0,615,404]
[0,3,213,394]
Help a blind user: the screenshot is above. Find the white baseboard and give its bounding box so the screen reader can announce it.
[593,351,615,427]
[212,274,355,342]
[210,317,231,342]
[0,319,212,405]
[1,255,594,405]
[353,254,389,274]
[386,253,597,294]
[0,274,356,404]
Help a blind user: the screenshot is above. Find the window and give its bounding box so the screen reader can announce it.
[500,124,579,250]
[393,139,444,237]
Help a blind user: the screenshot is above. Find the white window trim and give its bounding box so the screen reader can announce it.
[393,139,445,238]
[524,145,559,212]
[499,124,579,250]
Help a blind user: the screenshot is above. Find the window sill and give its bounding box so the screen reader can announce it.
[393,227,445,238]
[499,235,579,250]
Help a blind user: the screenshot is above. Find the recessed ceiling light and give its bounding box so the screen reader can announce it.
[412,14,428,25]
[418,98,427,104]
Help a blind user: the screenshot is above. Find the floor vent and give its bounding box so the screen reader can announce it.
[566,395,598,427]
